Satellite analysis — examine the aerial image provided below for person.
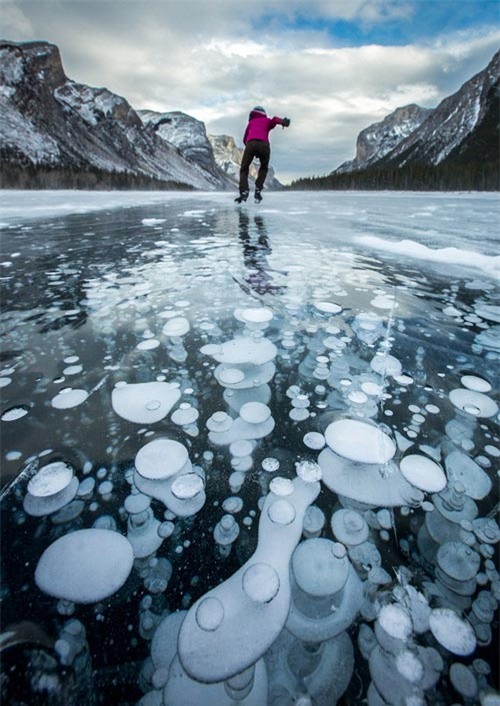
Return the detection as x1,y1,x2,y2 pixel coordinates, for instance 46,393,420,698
235,106,290,203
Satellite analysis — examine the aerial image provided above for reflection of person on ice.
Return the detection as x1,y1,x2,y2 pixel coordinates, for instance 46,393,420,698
235,106,290,204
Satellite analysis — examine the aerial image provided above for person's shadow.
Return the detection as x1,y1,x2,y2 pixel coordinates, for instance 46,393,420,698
236,211,286,297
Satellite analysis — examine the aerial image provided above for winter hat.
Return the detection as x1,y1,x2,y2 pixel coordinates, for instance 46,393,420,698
252,106,267,115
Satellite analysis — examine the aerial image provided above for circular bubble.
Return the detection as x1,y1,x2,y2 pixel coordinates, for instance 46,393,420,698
399,455,447,493
449,388,498,418
303,432,326,450
242,563,280,603
171,473,204,500
28,462,74,498
461,375,492,393
196,597,225,631
296,460,322,483
135,439,188,480
270,477,294,496
429,609,476,656
325,419,396,464
262,457,280,473
268,499,296,525
239,402,271,424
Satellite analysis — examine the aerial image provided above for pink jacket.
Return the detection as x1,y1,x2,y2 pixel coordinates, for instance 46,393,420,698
243,111,285,144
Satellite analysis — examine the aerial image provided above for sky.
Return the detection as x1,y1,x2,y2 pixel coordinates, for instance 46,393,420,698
2,0,500,183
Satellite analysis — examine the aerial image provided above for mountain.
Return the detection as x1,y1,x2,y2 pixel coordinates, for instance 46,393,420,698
334,104,432,173
208,133,283,189
0,40,230,190
293,49,499,191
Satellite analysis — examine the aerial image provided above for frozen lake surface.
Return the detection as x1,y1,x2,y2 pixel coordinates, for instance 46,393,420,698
0,190,499,705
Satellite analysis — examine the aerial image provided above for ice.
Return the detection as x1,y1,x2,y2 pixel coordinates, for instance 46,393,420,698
1,190,499,703
35,529,134,603
112,382,181,424
51,388,88,409
27,461,73,497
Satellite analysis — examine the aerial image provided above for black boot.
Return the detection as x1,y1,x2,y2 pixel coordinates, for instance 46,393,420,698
235,190,249,203
254,189,262,203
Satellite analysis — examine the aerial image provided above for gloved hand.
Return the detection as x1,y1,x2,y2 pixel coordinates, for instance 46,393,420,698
282,117,291,127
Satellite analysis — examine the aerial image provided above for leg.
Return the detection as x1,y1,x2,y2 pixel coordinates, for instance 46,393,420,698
239,143,256,196
255,143,270,192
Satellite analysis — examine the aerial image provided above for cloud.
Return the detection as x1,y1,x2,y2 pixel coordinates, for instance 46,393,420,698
3,1,499,181
1,2,35,39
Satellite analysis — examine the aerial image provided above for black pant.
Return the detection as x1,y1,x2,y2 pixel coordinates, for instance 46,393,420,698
239,140,270,193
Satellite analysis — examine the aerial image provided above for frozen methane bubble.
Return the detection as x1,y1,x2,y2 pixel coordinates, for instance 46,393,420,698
449,662,478,699
378,604,413,642
35,529,134,603
1,405,30,421
324,419,396,464
262,458,280,473
449,388,498,418
239,402,271,424
395,650,424,683
460,375,492,393
268,499,296,525
24,462,79,517
178,476,320,683
171,404,199,426
28,462,73,497
171,473,204,500
238,307,273,324
399,455,447,493
51,389,88,409
112,382,181,424
135,439,189,480
269,477,294,496
211,337,277,366
302,505,325,538
444,450,492,500
331,509,369,546
314,301,342,314
436,542,480,581
295,460,322,483
370,353,402,378
242,563,280,603
196,597,225,631
292,539,349,596
162,317,190,337
429,608,477,656
303,432,326,450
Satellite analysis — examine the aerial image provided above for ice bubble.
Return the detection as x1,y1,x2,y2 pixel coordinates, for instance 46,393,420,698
51,389,88,409
444,450,492,500
230,439,254,458
399,455,447,493
461,375,492,392
261,457,280,473
314,301,342,314
125,493,151,515
217,367,246,385
429,608,476,656
1,405,30,421
63,364,83,375
206,411,233,432
171,403,199,426
324,419,396,464
303,431,326,450
162,317,190,337
292,538,349,596
196,597,225,631
449,388,498,418
437,541,480,581
211,337,277,366
239,307,273,324
449,662,478,699
239,402,271,424
242,563,280,603
395,650,424,683
472,518,500,544
35,529,134,603
475,303,500,323
370,353,402,377
135,439,189,480
393,374,414,386
0,377,12,387
295,460,322,483
378,604,413,641
222,496,243,514
112,381,181,424
269,477,294,496
371,294,396,310
268,499,296,525
331,509,369,546
28,461,73,497
171,473,204,500
142,218,166,226
303,505,325,538
361,381,384,396
214,514,240,546
158,521,174,538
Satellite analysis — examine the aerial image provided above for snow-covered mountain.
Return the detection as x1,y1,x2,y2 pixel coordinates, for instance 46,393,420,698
208,133,282,189
334,49,499,175
334,104,432,173
0,40,229,189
